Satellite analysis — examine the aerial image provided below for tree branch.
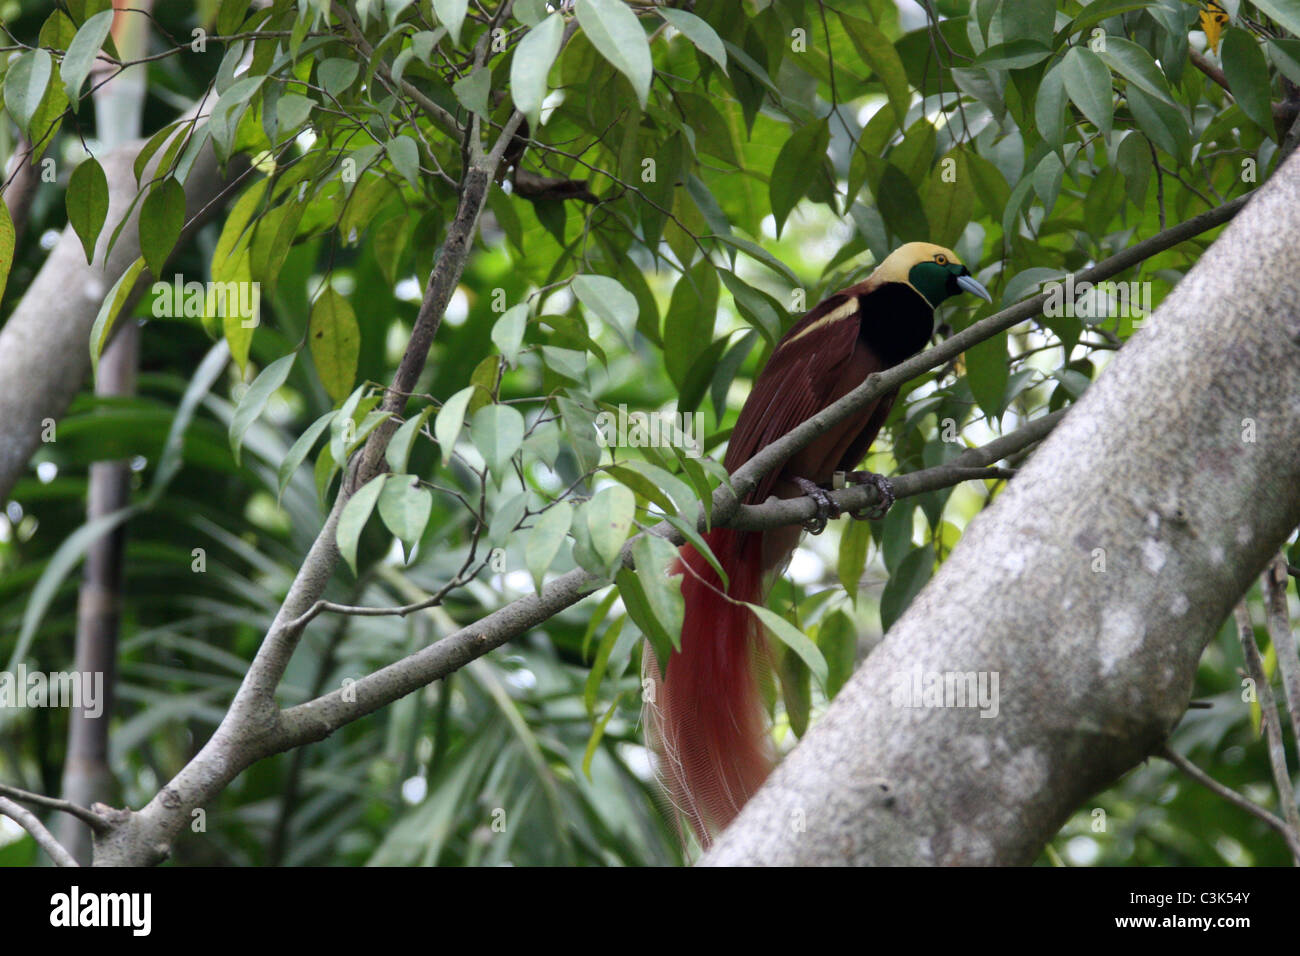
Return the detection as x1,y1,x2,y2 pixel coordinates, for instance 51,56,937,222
1233,602,1300,855
1158,745,1300,863
1261,553,1300,756
274,409,1061,742
0,797,81,867
0,781,110,833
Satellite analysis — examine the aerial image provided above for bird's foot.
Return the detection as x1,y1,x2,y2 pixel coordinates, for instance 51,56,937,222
836,470,895,520
792,476,837,534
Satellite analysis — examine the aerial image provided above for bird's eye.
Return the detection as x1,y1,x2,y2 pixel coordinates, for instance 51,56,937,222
934,254,947,265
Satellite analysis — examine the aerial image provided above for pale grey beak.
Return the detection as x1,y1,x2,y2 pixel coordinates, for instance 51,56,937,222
956,274,993,303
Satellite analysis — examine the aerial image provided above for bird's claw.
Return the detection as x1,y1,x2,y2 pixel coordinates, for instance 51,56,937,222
792,476,836,534
839,471,895,520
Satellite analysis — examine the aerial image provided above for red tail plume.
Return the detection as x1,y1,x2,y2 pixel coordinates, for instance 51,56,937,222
644,527,773,848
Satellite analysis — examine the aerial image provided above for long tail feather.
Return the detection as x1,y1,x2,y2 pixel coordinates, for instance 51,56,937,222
644,527,773,848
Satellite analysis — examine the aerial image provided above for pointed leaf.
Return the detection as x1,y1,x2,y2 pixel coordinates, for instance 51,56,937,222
67,156,109,263
657,8,727,73
576,0,652,108
337,475,388,574
309,288,360,401
470,403,526,478
434,385,475,464
745,603,828,688
525,501,572,593
138,177,187,278
1063,46,1112,137
510,13,564,125
229,353,295,465
586,484,635,566
378,475,433,555
61,9,113,100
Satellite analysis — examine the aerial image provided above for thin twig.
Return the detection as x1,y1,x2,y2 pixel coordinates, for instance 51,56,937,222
0,797,81,866
1158,745,1300,862
0,781,110,833
1233,602,1300,864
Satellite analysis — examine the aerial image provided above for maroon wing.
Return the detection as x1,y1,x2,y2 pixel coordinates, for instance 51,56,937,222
724,288,875,505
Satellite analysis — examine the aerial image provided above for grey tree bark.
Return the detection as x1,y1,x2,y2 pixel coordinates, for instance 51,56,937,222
702,151,1300,865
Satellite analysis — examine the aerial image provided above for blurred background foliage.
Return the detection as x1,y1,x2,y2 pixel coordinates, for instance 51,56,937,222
0,0,1297,865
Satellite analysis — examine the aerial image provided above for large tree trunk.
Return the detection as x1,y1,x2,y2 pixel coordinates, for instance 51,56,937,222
703,152,1300,866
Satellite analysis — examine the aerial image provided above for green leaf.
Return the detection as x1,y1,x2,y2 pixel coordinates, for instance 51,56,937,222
1062,46,1112,137
616,566,674,664
1035,60,1067,151
582,694,624,780
609,459,696,517
1222,28,1276,134
228,352,295,465
378,475,433,556
61,9,113,101
432,0,469,45
657,8,727,73
435,385,476,464
769,119,831,235
1099,36,1176,106
470,403,526,478
510,13,564,125
663,260,718,395
525,502,572,593
966,330,1009,421
0,199,13,306
576,0,652,108
1126,86,1190,163
1115,132,1152,207
309,288,360,401
745,603,828,688
880,545,934,631
318,57,360,97
839,13,910,129
777,643,811,737
632,534,684,651
1252,0,1300,40
387,135,421,190
276,93,315,131
661,514,728,591
972,39,1052,71
386,406,432,473
453,67,491,117
66,157,109,263
279,411,335,503
920,156,974,249
491,304,528,366
337,475,388,574
838,517,871,599
586,484,635,566
212,247,258,375
89,257,146,375
876,163,929,243
816,610,858,699
138,177,187,278
4,50,53,135
572,274,638,345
